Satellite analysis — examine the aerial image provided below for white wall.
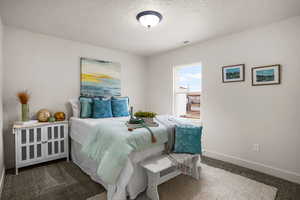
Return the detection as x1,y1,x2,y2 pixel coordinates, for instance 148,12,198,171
3,26,147,168
147,16,300,183
0,16,5,190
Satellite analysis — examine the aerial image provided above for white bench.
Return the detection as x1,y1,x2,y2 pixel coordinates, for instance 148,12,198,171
141,154,200,200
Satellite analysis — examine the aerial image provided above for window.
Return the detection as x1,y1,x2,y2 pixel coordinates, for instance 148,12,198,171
173,64,202,119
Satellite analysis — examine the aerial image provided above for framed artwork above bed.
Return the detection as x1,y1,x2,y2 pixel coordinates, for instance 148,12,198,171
80,57,121,97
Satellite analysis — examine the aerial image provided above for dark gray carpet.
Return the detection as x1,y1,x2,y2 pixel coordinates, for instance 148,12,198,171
2,157,300,200
2,159,104,200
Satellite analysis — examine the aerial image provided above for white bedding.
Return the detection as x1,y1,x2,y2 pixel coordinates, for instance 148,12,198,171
70,117,132,145
70,117,165,199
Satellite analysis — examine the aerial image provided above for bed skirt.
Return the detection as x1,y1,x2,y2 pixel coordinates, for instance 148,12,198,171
71,139,164,200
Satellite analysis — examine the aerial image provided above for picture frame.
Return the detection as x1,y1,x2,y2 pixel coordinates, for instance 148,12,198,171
80,57,121,97
252,64,281,86
222,64,245,83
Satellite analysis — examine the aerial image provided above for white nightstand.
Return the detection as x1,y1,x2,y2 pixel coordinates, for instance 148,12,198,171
13,121,69,175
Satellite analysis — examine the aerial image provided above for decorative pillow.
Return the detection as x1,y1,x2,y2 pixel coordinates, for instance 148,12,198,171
93,99,113,118
69,98,80,118
111,98,130,117
79,97,93,118
174,125,202,154
112,96,129,104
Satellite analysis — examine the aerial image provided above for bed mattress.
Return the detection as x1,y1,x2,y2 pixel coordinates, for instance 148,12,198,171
69,117,165,199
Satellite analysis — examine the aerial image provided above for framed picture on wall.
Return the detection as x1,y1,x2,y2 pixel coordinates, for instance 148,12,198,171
252,64,281,86
80,57,121,97
222,64,245,83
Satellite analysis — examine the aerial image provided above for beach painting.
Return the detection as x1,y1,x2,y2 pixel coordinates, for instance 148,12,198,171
252,65,280,86
256,69,274,82
226,67,240,79
222,64,245,83
80,58,121,97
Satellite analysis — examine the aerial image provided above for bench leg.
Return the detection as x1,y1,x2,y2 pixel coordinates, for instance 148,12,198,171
107,185,116,200
146,171,160,200
147,185,159,200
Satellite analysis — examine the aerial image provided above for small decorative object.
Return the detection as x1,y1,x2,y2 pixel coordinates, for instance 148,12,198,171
54,112,66,121
128,107,145,125
37,109,51,122
127,107,157,143
134,111,157,123
252,64,281,86
17,90,30,121
48,117,56,122
222,64,245,83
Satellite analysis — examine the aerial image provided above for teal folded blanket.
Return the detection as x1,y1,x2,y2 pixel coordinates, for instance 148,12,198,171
81,117,168,184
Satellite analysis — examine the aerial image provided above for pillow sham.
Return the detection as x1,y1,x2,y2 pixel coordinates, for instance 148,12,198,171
79,97,93,118
111,97,130,117
93,99,113,118
174,125,202,154
69,98,80,118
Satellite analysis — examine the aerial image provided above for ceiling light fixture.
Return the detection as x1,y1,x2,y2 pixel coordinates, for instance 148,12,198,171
136,10,163,28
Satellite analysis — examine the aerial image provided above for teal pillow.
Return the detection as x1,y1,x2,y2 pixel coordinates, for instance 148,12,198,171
111,98,129,117
79,97,93,118
174,125,202,154
112,96,129,103
93,99,113,118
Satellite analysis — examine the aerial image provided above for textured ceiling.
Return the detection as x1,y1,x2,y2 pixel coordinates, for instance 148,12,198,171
0,0,300,56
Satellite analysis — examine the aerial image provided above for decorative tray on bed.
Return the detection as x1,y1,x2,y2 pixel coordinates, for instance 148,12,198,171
126,121,159,129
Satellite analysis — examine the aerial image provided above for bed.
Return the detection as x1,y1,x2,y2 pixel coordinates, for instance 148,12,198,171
70,116,167,200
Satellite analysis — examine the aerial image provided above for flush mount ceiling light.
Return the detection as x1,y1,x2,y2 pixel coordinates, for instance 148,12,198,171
136,10,163,28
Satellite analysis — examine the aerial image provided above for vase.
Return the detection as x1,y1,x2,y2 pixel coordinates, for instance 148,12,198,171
21,104,30,121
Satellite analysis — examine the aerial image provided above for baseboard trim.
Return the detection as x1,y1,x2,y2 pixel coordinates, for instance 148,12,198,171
204,150,300,184
0,167,5,198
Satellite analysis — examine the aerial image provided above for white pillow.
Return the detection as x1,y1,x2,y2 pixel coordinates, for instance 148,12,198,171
69,98,80,118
